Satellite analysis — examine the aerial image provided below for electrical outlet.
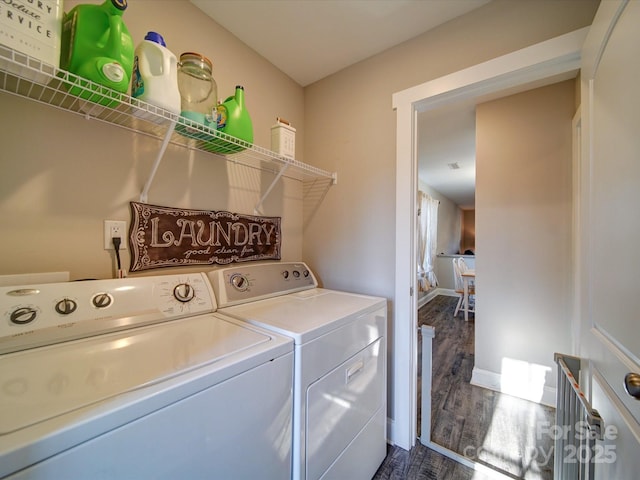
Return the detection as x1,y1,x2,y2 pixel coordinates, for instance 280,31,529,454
104,220,127,250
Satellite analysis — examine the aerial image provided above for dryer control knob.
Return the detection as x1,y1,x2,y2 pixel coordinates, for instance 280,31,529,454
173,283,195,303
230,274,249,292
92,293,113,309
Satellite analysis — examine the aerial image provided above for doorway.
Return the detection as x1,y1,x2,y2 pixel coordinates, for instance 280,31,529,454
391,27,589,453
417,75,576,480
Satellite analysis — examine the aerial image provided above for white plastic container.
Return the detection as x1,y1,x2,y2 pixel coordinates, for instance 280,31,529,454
131,32,181,114
271,119,296,159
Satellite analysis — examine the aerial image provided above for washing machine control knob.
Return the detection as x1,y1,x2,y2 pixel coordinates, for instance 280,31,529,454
230,274,249,292
282,270,289,279
55,298,78,315
10,306,38,325
173,283,195,303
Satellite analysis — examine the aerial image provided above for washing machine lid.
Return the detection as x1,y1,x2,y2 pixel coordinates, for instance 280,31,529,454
0,314,272,434
220,288,386,344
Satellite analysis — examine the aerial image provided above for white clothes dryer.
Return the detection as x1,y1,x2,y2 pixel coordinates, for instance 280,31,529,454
209,262,387,480
0,273,293,479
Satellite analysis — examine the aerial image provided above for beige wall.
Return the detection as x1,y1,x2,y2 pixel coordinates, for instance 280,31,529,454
302,0,598,299
0,0,306,280
301,0,597,420
475,80,575,390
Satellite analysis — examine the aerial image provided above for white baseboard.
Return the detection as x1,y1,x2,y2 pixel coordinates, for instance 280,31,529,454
471,367,556,407
418,288,457,309
435,287,458,298
417,289,438,308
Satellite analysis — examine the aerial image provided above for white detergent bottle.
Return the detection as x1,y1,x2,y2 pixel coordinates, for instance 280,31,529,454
131,31,181,114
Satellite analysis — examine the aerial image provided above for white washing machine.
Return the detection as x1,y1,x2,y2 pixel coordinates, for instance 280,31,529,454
0,273,293,479
209,262,387,480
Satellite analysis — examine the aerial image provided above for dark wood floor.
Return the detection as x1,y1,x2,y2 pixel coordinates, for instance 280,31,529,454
373,295,555,480
373,443,497,480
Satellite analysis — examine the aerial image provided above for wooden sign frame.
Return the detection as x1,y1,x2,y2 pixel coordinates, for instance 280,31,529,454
129,202,281,272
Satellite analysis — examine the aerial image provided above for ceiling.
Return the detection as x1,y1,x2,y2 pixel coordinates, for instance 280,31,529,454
416,67,579,208
190,0,490,87
418,103,477,209
191,0,494,207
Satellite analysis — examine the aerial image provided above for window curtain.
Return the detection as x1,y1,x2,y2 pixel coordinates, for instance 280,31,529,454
417,190,439,291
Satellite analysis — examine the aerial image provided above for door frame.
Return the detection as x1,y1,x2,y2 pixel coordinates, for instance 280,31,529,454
391,28,589,450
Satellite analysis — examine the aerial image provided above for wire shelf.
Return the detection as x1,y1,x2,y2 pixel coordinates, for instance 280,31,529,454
0,45,337,186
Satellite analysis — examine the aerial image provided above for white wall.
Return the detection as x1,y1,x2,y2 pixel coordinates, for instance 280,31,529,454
418,181,462,292
418,182,461,257
436,255,475,291
474,80,575,399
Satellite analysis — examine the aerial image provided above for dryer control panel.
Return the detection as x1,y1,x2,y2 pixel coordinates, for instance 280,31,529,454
209,262,318,307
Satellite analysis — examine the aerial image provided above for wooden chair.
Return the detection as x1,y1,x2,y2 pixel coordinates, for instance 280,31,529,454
453,257,475,318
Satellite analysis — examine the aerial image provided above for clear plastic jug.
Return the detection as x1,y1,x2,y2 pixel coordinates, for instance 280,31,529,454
177,52,218,129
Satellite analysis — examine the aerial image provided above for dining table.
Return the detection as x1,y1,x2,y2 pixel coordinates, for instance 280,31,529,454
461,269,475,321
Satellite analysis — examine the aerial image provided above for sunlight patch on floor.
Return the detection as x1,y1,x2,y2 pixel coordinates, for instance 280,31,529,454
500,357,551,403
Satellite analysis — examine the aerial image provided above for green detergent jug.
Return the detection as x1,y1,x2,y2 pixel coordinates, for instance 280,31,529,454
204,85,253,154
60,0,134,106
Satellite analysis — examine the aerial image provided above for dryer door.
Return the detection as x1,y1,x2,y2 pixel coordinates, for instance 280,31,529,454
305,337,384,480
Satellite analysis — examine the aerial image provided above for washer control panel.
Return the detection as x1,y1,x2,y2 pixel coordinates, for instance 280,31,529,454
208,262,318,307
0,273,215,354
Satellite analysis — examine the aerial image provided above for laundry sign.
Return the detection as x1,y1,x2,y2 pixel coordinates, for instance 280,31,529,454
129,202,281,272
